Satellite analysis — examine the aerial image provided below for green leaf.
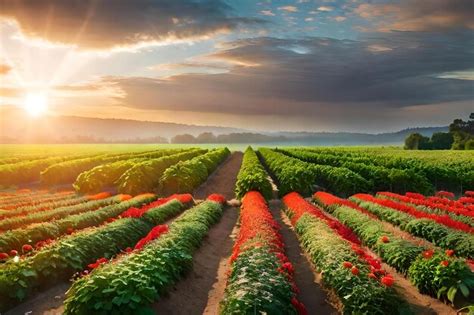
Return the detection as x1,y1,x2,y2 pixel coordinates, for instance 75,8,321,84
447,286,457,302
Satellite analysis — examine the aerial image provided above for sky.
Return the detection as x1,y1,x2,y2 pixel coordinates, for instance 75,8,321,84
0,0,473,133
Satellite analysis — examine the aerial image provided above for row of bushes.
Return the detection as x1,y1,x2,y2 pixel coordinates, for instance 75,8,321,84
116,149,207,195
220,191,303,314
314,191,474,306
282,192,409,314
259,148,370,196
0,191,76,210
351,196,474,259
73,148,189,194
0,194,118,231
280,149,434,195
63,197,225,314
0,194,156,253
234,147,273,200
0,196,192,311
159,148,231,195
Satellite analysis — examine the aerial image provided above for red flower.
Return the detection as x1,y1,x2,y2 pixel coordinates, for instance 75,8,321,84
422,249,434,259
368,272,377,279
351,266,360,275
380,236,390,243
440,260,450,267
342,261,353,268
22,244,33,253
445,249,455,257
381,276,394,287
0,252,9,260
9,250,18,257
66,227,74,235
124,247,133,253
207,194,226,205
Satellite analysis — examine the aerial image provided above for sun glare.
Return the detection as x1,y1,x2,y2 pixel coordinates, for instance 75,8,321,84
23,92,48,117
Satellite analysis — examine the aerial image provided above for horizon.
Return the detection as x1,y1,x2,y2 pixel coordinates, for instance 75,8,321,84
1,0,473,134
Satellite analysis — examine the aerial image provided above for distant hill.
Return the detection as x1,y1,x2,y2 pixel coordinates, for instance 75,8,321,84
0,108,448,145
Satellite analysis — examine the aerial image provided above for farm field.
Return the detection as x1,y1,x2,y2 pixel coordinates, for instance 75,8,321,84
0,145,473,314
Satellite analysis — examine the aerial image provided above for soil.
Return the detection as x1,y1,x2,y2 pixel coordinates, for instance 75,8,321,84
269,200,339,315
150,206,239,314
193,152,243,201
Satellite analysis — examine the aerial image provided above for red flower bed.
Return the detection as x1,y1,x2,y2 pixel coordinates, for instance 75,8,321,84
378,192,474,218
285,192,360,244
465,191,474,198
121,194,193,218
354,194,474,234
284,192,391,285
86,192,112,201
314,191,378,219
228,191,306,314
435,191,455,199
207,194,226,205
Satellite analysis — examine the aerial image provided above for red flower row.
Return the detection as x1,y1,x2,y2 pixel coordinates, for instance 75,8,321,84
354,194,474,234
231,191,306,314
207,194,226,205
283,192,390,280
134,224,169,250
284,192,361,245
121,194,193,218
379,192,474,219
314,191,379,220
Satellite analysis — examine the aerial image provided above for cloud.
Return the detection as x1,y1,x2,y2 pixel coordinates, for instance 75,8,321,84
278,6,298,13
354,0,474,31
0,0,264,50
260,10,275,16
332,16,347,22
96,32,472,122
0,64,11,75
317,6,333,12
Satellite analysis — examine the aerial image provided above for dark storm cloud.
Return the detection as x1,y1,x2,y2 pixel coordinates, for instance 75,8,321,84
104,31,474,116
0,0,263,49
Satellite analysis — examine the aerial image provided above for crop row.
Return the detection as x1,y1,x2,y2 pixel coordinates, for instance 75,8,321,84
0,190,76,210
115,148,208,195
159,148,231,195
259,148,369,196
63,195,226,314
279,148,434,194
0,193,116,230
0,194,193,310
220,191,304,314
75,148,205,194
314,192,474,306
0,194,156,253
350,194,474,259
234,147,273,200
282,192,408,314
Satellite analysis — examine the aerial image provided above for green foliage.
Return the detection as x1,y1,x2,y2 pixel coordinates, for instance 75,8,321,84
74,149,191,193
259,148,370,197
116,149,207,195
159,148,230,195
430,132,454,150
235,147,273,200
293,213,409,315
405,133,431,150
220,247,297,314
63,200,224,315
0,195,156,253
0,199,187,311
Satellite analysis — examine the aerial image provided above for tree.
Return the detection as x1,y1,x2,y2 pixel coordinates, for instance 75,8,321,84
449,113,474,149
196,132,216,143
405,133,429,150
170,134,196,144
430,132,454,150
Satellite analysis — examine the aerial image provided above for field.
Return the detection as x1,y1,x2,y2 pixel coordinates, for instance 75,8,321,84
0,145,473,314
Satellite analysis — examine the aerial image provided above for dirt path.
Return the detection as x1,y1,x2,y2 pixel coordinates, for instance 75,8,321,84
269,200,339,315
194,152,243,200
150,206,239,315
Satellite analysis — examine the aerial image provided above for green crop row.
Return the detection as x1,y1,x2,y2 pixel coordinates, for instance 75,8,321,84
234,147,273,200
63,199,224,314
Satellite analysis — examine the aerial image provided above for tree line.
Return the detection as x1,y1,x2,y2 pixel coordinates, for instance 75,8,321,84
405,113,474,150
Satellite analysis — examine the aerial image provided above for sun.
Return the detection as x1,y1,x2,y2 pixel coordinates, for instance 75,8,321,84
23,92,48,117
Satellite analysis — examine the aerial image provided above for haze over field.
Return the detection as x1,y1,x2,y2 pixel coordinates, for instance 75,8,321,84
0,0,473,138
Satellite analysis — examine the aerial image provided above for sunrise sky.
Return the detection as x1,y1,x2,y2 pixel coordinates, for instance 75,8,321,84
0,0,473,132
